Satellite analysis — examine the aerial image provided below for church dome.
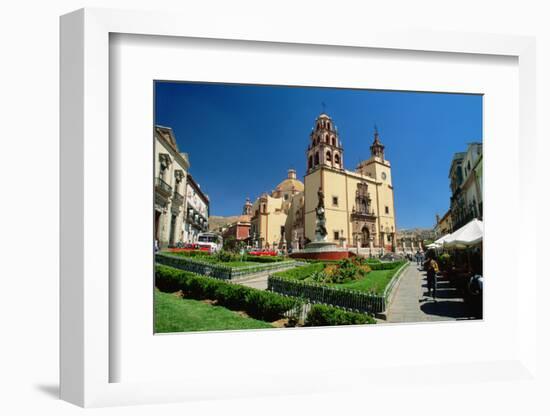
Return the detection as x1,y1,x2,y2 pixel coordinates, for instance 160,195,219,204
274,169,304,194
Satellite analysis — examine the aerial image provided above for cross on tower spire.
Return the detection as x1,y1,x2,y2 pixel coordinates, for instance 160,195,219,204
370,125,385,159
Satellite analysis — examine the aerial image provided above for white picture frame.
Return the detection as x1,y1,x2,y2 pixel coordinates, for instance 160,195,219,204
60,8,538,408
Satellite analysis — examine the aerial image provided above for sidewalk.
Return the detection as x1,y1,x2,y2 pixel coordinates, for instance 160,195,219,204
386,262,477,323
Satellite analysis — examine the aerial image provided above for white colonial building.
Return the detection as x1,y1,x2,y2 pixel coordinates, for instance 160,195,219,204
155,125,210,247
183,174,210,243
154,126,189,248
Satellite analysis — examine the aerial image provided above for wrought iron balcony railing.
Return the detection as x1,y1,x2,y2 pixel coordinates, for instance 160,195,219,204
172,191,184,206
155,177,172,196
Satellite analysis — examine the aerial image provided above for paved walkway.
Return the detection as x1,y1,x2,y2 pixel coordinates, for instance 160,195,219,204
386,262,478,323
234,263,304,290
236,273,271,290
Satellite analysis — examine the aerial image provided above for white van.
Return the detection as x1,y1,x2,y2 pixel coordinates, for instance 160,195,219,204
196,232,223,252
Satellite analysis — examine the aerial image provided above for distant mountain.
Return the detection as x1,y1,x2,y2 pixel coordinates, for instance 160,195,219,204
208,215,240,232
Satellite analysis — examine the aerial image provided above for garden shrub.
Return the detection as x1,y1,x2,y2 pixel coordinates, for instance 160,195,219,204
244,255,284,263
307,258,371,284
155,264,301,322
214,250,243,263
368,260,405,271
273,259,378,284
304,304,376,326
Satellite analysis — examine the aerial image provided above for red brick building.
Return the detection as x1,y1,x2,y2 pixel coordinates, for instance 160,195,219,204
221,198,253,244
222,216,251,242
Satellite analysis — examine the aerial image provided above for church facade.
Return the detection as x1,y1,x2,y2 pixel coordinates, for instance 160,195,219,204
249,113,397,253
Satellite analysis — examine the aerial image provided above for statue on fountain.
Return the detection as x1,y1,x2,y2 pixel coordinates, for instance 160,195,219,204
315,187,328,241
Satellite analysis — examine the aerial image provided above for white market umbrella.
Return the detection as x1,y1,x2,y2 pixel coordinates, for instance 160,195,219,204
445,219,484,249
435,234,451,244
434,233,452,246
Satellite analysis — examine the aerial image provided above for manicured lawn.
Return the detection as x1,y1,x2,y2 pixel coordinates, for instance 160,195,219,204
154,289,273,333
273,261,405,295
333,269,397,294
272,262,324,280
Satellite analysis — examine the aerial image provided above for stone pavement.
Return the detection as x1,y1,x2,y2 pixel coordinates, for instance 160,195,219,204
236,273,271,290
386,262,478,323
234,263,304,290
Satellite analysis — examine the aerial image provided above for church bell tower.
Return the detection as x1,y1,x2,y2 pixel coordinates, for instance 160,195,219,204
306,113,344,174
370,126,385,160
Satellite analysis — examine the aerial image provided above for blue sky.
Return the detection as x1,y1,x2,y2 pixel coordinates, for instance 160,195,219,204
155,82,482,229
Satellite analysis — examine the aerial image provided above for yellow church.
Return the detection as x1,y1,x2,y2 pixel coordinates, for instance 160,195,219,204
249,113,397,254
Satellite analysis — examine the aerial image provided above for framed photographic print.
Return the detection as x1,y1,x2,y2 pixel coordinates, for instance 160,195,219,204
60,8,538,408
152,81,483,333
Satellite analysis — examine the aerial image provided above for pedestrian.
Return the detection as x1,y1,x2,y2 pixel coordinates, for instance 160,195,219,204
154,239,159,253
426,255,439,301
415,250,421,266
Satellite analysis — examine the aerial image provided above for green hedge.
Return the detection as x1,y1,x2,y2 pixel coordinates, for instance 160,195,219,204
155,264,302,322
304,304,376,326
156,253,296,280
369,260,405,270
245,255,286,263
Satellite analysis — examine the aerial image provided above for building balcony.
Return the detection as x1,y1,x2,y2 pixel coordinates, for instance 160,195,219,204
351,210,377,222
155,177,172,198
172,191,184,207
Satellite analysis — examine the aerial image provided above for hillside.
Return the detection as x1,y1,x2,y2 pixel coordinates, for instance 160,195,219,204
208,215,240,231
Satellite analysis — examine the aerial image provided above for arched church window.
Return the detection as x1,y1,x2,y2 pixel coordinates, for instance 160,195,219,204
325,134,329,142
326,151,332,162
327,121,331,130
331,137,336,146
308,156,313,169
334,153,340,164
314,152,319,165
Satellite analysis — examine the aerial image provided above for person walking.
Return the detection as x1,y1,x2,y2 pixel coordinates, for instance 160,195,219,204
426,255,440,301
415,250,421,266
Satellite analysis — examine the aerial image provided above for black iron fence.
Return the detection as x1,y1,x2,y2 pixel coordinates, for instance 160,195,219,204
155,253,297,280
267,276,386,314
